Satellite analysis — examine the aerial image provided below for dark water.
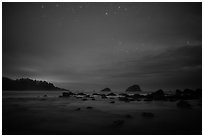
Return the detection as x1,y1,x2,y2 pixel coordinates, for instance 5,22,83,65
2,90,202,135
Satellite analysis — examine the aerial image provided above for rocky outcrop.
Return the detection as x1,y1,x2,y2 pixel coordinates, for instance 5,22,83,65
107,93,116,96
126,84,141,92
61,91,74,97
101,88,111,92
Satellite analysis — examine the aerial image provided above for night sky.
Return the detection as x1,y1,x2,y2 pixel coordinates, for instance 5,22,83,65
3,2,202,91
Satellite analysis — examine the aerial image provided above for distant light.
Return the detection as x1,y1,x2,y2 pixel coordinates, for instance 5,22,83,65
41,5,44,9
118,41,122,45
105,12,108,16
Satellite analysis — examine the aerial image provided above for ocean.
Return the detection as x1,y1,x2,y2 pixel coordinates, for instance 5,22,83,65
2,90,202,135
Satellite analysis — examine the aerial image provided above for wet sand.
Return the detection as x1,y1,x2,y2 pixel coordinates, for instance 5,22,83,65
2,96,202,135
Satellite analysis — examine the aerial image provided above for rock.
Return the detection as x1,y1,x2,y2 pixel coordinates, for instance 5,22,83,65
92,93,100,96
150,89,165,100
142,112,154,118
173,89,201,100
107,93,116,96
133,93,143,98
177,100,191,108
62,92,74,97
75,108,81,111
144,98,153,101
86,106,93,109
101,94,107,99
168,97,178,102
77,92,86,96
125,114,133,119
128,98,135,101
182,89,197,99
82,98,88,101
112,120,124,127
118,97,130,102
109,101,115,104
101,88,111,92
85,95,90,98
76,96,82,99
43,94,47,97
119,93,128,96
126,84,141,92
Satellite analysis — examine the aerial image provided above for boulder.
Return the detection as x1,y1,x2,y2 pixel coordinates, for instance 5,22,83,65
92,93,100,95
82,98,88,101
101,94,108,99
142,112,154,118
112,120,124,127
75,108,81,111
77,92,86,96
119,93,128,96
125,114,133,119
144,98,153,101
118,97,130,102
107,93,116,96
109,101,115,104
150,89,165,100
62,92,74,97
101,88,111,92
86,106,93,109
126,84,141,92
43,94,47,97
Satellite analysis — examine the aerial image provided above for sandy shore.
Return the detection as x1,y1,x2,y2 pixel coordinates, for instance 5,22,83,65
2,96,202,135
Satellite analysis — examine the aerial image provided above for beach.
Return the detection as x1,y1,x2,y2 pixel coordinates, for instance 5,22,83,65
2,91,202,135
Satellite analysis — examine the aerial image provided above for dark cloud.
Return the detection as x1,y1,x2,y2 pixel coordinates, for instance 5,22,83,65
102,45,202,90
138,45,202,74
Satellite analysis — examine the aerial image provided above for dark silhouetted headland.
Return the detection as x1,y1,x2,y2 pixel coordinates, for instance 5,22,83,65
2,77,67,91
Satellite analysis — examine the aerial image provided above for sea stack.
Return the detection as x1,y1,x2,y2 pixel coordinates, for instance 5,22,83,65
101,88,111,92
126,84,141,92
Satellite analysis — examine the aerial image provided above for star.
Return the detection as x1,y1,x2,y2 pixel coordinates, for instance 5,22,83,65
71,8,75,14
118,41,123,45
186,41,190,45
56,4,59,8
41,4,45,9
